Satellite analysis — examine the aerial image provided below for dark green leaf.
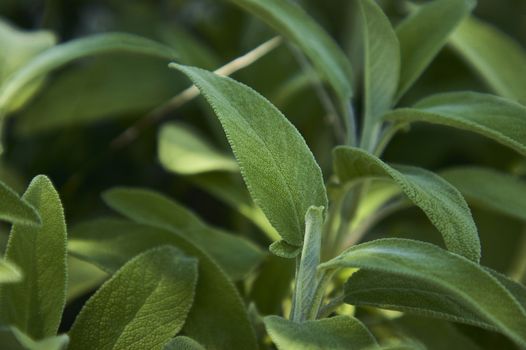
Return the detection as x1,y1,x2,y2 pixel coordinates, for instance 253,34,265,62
333,146,480,262
0,179,40,226
320,238,526,347
69,246,198,350
164,336,205,350
0,175,67,339
264,315,378,350
170,64,327,246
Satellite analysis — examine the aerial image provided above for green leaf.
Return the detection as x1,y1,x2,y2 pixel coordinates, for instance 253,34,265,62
103,187,263,280
395,0,475,100
69,219,258,349
385,92,526,156
169,64,328,247
0,175,67,339
0,179,40,226
264,315,378,350
333,146,480,262
269,240,301,259
164,336,205,350
440,166,526,222
357,0,400,150
0,33,177,115
0,327,69,350
158,122,238,175
320,238,526,347
66,256,107,303
69,246,197,350
229,0,353,103
293,206,324,321
450,16,526,104
0,259,21,284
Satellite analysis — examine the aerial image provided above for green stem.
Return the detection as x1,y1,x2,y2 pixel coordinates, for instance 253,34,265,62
306,269,337,320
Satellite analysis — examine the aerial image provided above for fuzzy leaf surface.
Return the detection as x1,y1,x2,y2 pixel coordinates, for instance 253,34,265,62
0,180,40,226
164,336,205,350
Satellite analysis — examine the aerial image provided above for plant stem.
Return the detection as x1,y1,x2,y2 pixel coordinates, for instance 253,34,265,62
307,269,336,320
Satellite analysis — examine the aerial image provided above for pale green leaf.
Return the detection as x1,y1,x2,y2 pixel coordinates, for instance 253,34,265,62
169,64,327,246
264,315,378,350
69,246,197,350
69,219,258,349
450,16,526,104
357,0,400,150
333,146,480,262
0,175,67,339
158,122,238,175
0,33,177,115
0,179,40,226
0,259,21,284
269,240,301,259
0,327,69,350
229,0,353,103
103,187,263,280
440,166,526,221
385,92,526,156
320,238,526,347
164,336,205,350
293,206,324,321
395,0,475,100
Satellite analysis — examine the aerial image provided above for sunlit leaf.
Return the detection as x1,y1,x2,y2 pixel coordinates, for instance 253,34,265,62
0,260,21,284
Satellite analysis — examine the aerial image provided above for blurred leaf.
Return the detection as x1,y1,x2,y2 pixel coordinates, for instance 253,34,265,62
386,92,526,156
158,122,238,175
395,0,475,100
357,0,400,150
440,166,526,221
230,0,353,104
103,187,264,280
163,336,205,350
0,176,67,339
0,179,40,226
0,33,177,115
69,246,198,350
170,64,328,246
66,256,107,303
0,327,68,350
320,238,526,347
333,146,480,262
0,260,21,284
264,315,378,350
450,16,526,104
69,219,258,349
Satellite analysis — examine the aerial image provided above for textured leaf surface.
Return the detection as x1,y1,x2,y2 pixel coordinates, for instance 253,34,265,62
0,179,40,226
230,0,353,103
103,187,263,280
441,166,526,221
269,240,301,259
69,219,258,350
0,260,21,284
170,64,327,246
385,92,526,156
395,0,475,99
320,239,526,347
333,146,480,262
264,315,378,350
0,176,67,339
69,246,197,350
450,16,526,104
0,33,177,114
164,336,205,350
159,122,238,175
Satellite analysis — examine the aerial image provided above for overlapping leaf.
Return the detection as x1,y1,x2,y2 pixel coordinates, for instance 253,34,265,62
0,260,21,284
0,180,40,226
164,336,205,350
0,327,68,350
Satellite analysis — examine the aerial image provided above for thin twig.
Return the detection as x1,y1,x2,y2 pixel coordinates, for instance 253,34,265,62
110,36,282,150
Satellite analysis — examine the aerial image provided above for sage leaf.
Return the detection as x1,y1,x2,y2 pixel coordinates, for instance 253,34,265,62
0,33,177,115
357,0,400,150
385,92,526,156
159,122,238,175
333,146,480,262
264,315,378,350
395,0,475,100
293,206,324,321
320,238,526,347
229,0,353,103
66,256,107,303
440,166,526,221
0,179,40,226
450,16,526,104
0,175,67,339
103,187,264,280
69,219,258,350
269,240,301,259
68,246,198,350
164,336,205,350
0,260,21,284
0,327,69,350
170,64,328,247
